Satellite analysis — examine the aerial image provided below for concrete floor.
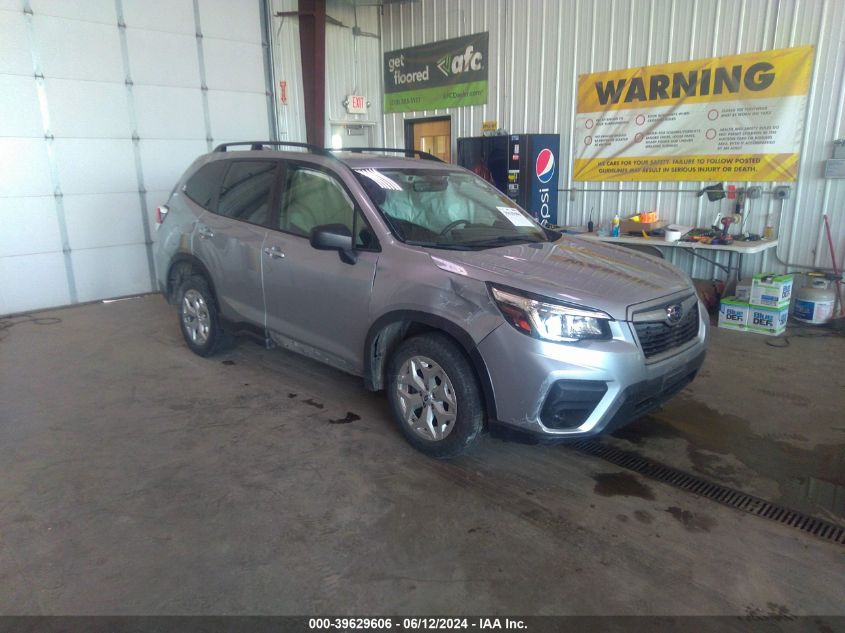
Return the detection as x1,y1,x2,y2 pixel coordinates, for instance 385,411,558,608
0,295,843,615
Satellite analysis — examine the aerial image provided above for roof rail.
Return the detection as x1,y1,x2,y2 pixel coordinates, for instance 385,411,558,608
338,147,444,163
212,141,335,157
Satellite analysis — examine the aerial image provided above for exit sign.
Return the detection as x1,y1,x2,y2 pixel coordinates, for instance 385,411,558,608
346,95,367,114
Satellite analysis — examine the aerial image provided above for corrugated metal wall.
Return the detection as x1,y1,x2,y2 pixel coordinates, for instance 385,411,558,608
0,0,273,315
269,0,382,145
380,0,845,280
270,0,308,142
325,0,383,141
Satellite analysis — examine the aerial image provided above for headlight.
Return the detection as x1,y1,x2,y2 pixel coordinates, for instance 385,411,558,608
490,285,612,343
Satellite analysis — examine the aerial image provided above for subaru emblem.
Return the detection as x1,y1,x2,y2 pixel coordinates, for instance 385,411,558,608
666,304,683,324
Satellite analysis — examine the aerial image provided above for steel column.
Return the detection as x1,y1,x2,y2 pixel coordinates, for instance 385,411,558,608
298,0,326,146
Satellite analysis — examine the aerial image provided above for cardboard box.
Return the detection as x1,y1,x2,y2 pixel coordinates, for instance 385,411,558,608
747,304,789,336
620,219,667,234
718,297,750,331
750,273,793,308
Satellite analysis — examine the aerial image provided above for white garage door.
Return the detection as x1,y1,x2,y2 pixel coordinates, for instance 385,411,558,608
0,0,273,315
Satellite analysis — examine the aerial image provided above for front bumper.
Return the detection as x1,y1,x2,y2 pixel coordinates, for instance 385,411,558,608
477,299,709,438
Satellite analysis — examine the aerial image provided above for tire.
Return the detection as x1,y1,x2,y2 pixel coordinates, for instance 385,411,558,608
176,274,229,357
387,333,485,458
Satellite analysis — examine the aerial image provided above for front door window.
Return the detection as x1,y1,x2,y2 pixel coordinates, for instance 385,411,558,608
278,165,376,249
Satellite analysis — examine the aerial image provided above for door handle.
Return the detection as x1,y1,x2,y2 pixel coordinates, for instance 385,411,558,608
263,245,285,259
197,225,214,239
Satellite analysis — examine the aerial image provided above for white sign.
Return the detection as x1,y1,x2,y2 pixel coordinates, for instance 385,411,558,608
497,206,536,227
346,95,367,115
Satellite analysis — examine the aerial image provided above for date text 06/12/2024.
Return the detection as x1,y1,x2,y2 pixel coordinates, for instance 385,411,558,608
308,618,527,630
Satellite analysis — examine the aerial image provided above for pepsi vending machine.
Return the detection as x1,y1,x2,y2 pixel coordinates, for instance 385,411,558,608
456,134,561,225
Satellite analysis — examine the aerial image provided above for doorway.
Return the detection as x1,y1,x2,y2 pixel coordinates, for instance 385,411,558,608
404,116,452,162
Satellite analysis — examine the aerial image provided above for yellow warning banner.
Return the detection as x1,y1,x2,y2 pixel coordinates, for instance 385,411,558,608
573,153,800,182
573,46,814,181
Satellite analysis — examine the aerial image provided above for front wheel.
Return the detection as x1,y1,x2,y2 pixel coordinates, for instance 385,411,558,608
387,333,485,458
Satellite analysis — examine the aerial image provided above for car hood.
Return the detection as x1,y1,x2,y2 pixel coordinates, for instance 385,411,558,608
430,236,692,320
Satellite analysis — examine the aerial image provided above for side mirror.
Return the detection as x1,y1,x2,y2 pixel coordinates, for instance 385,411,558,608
310,224,356,264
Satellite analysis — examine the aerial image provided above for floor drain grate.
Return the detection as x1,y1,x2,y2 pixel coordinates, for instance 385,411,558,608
569,439,845,546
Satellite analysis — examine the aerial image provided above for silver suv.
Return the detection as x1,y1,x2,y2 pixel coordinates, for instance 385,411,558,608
154,142,708,458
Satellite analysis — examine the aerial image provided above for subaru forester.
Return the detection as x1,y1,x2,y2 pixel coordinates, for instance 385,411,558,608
153,142,708,458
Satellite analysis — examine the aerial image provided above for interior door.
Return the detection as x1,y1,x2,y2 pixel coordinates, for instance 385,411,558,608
191,159,279,327
262,162,379,374
407,117,452,162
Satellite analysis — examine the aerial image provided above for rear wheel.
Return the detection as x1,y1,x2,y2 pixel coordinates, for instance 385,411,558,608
176,275,229,357
387,333,484,458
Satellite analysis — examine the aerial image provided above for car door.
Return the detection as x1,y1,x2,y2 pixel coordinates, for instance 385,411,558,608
192,159,280,327
262,161,379,374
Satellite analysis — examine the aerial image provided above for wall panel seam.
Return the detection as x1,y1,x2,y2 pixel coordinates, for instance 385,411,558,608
21,0,78,304
192,0,214,152
114,0,158,291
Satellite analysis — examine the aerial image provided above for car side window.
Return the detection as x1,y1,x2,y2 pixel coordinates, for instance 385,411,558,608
183,160,228,210
279,165,377,249
216,160,277,227
279,166,354,236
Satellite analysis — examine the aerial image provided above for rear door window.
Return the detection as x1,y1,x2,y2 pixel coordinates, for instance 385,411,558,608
216,160,279,228
183,161,227,210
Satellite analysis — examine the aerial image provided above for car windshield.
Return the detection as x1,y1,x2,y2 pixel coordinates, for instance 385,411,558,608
354,167,553,249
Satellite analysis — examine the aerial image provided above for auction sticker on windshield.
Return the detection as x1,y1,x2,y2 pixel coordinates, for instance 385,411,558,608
497,207,536,227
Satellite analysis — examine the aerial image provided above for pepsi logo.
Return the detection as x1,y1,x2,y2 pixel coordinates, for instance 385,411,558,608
535,148,555,184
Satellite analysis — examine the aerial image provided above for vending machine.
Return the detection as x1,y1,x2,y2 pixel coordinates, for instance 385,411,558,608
456,134,561,226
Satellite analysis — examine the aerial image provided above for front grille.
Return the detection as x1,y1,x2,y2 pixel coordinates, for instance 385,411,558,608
633,304,699,358
628,368,695,418
601,350,705,434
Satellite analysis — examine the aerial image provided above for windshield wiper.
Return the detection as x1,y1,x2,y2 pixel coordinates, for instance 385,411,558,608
377,212,406,240
462,235,545,248
405,240,475,251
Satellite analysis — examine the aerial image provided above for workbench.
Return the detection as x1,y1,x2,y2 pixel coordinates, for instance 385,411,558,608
574,232,778,280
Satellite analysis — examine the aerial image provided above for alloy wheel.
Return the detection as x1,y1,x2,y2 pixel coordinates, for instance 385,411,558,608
181,289,211,345
395,355,458,441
